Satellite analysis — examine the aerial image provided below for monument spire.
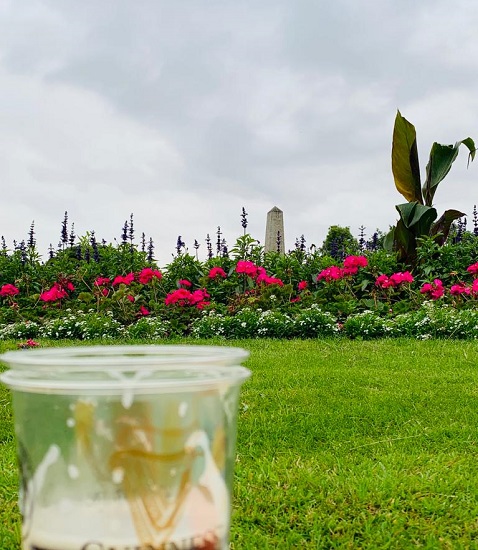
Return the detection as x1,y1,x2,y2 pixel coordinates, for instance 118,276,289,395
265,206,285,254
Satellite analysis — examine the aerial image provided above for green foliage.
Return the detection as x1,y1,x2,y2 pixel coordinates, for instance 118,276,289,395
126,317,171,339
38,311,125,340
291,305,339,338
230,234,264,263
342,311,390,339
192,305,338,339
2,225,478,341
161,253,205,289
388,111,475,264
415,233,478,286
321,226,359,259
0,321,40,340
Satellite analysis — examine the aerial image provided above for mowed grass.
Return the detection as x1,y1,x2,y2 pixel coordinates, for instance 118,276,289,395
2,339,478,548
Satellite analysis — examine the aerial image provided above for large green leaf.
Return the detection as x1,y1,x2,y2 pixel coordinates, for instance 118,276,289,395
383,227,395,253
394,219,415,260
430,209,465,245
392,111,423,204
423,138,476,206
395,202,437,233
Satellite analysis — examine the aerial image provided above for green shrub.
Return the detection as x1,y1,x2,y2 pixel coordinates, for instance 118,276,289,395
292,305,338,338
343,311,390,339
39,310,124,340
126,316,171,339
256,310,293,338
0,320,40,339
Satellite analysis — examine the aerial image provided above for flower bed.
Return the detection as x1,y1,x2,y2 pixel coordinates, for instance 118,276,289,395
2,230,478,340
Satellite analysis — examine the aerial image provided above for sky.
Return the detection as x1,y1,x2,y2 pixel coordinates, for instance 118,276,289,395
1,0,478,267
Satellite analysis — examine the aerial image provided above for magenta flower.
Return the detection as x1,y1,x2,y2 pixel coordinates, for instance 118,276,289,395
450,284,471,296
40,283,68,302
375,274,392,288
263,276,284,286
165,288,210,309
390,271,414,285
467,262,478,275
17,339,40,349
376,271,414,288
298,281,308,292
190,289,210,309
178,279,192,287
420,279,444,300
208,267,227,279
138,267,162,284
165,288,191,306
317,266,343,282
112,273,135,286
235,260,259,278
343,255,368,268
0,283,19,297
94,277,111,286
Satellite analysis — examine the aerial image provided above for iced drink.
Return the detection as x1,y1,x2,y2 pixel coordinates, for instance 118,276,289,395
0,345,250,550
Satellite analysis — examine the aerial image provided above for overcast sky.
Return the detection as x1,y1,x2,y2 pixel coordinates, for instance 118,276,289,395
1,0,478,266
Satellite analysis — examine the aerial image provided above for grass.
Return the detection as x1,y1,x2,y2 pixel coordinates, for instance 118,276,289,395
2,338,478,548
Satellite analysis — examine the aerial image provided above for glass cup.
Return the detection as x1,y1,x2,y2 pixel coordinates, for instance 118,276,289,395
0,345,250,550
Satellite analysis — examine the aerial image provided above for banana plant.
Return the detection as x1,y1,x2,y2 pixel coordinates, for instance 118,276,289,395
384,111,475,263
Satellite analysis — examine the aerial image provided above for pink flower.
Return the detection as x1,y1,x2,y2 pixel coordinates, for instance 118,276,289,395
126,295,135,303
0,283,19,297
165,288,210,309
138,305,150,316
392,271,414,285
65,282,75,292
389,271,414,286
235,260,258,278
208,267,227,279
178,279,192,287
255,267,268,284
263,276,284,286
138,267,162,284
420,279,444,300
165,288,192,306
94,277,111,287
317,266,343,282
472,279,478,294
40,283,68,302
450,284,471,296
190,289,210,308
343,255,368,269
375,274,392,288
298,281,308,292
290,296,301,303
17,339,40,349
101,288,109,297
376,271,414,289
342,266,358,276
467,262,478,275
431,286,445,299
112,273,135,286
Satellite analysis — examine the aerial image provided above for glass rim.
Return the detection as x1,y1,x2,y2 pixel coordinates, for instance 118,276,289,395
0,345,251,392
0,344,249,368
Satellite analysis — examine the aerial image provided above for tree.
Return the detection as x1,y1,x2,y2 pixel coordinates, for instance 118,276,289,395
321,226,358,260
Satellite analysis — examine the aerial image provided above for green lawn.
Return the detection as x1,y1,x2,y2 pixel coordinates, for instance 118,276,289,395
3,339,478,548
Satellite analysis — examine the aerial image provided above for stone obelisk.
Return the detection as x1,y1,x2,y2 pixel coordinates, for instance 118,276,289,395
265,206,285,254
